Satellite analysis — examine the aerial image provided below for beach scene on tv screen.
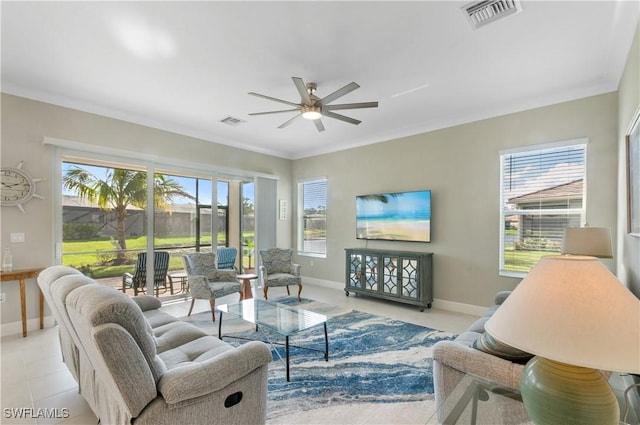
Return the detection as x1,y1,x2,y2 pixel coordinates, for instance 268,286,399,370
356,191,431,242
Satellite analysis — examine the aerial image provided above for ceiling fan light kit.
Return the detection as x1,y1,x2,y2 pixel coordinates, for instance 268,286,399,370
249,77,378,132
301,105,322,120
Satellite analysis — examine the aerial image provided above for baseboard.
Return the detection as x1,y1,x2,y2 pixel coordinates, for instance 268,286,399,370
303,276,344,291
1,316,56,337
302,276,486,317
430,299,487,317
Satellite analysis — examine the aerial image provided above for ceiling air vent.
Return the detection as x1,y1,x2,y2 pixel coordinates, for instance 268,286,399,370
220,116,245,126
463,0,522,29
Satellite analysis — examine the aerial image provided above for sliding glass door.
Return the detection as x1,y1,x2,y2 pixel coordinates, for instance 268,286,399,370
61,157,234,298
54,150,276,298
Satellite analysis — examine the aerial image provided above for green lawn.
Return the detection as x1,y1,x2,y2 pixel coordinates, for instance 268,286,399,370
63,233,254,279
503,248,555,272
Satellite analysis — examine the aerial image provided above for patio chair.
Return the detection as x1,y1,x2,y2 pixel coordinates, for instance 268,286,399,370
122,251,171,296
217,246,238,270
183,252,242,321
259,248,302,300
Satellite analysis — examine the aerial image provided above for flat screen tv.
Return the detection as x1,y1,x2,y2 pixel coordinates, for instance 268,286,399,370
356,190,431,242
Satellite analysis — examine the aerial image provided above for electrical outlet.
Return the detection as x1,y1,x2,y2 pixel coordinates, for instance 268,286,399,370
0,293,6,303
309,260,314,267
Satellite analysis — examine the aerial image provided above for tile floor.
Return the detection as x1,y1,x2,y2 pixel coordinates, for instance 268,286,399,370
1,283,637,424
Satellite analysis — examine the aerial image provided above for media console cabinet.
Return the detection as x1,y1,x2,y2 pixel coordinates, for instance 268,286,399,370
344,248,433,311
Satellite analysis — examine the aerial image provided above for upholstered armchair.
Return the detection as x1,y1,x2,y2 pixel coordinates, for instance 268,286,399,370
182,252,242,321
259,248,302,300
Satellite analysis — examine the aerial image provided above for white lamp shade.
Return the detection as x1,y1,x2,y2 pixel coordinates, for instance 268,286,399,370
561,227,613,258
485,255,640,373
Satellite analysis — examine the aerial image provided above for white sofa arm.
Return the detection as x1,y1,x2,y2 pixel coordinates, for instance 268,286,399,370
433,340,524,392
158,341,271,404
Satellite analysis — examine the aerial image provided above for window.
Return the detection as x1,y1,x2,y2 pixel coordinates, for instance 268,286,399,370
298,178,327,256
500,141,586,275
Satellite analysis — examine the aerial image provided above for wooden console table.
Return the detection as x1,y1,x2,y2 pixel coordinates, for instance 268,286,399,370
0,268,45,337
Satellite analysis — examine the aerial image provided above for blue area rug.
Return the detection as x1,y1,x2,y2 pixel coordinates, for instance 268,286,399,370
181,297,456,419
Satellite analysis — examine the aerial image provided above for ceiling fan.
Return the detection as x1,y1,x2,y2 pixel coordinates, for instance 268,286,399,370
248,77,378,132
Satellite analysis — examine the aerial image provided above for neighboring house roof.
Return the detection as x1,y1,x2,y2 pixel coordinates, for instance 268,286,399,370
62,195,198,213
508,179,583,205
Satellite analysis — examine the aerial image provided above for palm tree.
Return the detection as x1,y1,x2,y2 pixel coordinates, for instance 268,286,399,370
63,166,192,264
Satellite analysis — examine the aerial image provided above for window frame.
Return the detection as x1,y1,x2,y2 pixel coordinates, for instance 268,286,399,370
297,177,327,258
499,139,587,277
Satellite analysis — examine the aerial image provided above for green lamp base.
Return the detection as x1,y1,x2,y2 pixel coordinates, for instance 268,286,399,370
521,357,620,425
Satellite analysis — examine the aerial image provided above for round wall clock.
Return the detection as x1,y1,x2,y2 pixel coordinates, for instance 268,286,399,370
1,161,45,213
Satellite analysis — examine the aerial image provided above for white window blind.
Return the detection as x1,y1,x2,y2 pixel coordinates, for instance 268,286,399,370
500,141,586,275
298,178,327,256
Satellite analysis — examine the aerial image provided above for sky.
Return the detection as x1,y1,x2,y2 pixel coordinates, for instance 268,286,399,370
502,145,585,204
62,162,254,206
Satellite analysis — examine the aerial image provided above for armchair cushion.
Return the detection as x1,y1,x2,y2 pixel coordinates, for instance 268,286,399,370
264,273,301,287
188,275,240,299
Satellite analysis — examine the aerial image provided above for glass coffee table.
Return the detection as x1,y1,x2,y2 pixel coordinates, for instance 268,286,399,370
426,374,532,424
217,299,328,382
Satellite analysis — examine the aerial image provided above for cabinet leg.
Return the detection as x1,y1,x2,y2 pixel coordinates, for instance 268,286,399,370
344,290,350,297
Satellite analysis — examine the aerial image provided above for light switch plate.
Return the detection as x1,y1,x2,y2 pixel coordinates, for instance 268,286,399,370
279,199,288,220
10,233,25,243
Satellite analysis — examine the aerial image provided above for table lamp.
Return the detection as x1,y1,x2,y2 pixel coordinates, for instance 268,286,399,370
485,255,640,425
562,226,613,258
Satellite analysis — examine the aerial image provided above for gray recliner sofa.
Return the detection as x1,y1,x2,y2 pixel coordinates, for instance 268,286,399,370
432,290,526,422
38,265,272,425
432,291,523,400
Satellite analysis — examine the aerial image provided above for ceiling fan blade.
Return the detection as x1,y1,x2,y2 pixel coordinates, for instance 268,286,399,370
249,109,299,116
314,119,325,132
249,92,300,108
325,101,378,111
278,113,302,129
292,77,312,104
321,82,360,105
322,110,361,125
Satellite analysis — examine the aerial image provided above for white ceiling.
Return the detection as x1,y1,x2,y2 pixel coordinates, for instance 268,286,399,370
2,1,638,159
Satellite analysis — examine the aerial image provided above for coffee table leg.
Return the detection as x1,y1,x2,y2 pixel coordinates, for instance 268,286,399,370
218,311,223,340
324,323,328,361
286,336,290,382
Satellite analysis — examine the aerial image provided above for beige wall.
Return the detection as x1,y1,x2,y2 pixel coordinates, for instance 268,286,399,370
618,21,640,297
0,94,292,330
293,92,620,308
2,20,636,329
